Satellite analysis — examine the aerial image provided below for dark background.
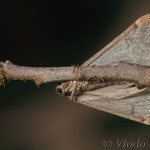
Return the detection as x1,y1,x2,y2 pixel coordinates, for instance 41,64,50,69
0,1,150,150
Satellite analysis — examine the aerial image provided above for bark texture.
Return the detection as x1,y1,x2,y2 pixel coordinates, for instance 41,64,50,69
0,60,150,87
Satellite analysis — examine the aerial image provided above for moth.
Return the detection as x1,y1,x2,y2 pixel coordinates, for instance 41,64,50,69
56,14,150,125
1,14,150,125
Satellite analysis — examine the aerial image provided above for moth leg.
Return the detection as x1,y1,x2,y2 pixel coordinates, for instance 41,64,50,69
70,81,78,100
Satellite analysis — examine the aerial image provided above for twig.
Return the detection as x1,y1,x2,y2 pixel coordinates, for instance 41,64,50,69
0,60,150,87
0,60,76,86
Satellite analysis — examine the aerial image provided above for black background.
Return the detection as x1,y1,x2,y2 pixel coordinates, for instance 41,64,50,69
0,1,150,150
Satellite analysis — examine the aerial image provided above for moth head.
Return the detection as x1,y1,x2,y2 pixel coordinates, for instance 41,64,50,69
56,81,76,97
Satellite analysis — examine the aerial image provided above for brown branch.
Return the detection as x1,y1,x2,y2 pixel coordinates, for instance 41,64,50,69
0,60,76,86
78,61,150,86
0,60,150,87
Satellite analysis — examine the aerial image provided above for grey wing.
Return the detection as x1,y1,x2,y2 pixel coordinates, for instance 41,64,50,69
77,14,150,125
77,83,150,125
82,14,150,67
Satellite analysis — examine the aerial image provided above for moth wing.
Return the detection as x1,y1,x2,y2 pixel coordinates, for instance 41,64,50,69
82,14,150,67
77,14,150,125
77,83,150,125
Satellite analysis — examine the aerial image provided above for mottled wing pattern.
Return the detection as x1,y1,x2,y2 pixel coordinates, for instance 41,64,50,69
77,14,150,125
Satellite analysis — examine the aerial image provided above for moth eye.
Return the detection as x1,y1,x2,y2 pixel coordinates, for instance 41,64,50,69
56,88,62,94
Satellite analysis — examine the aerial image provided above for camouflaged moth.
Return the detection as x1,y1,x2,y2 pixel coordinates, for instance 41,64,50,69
56,14,150,125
